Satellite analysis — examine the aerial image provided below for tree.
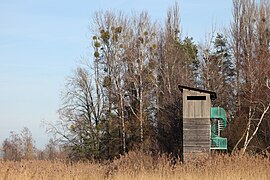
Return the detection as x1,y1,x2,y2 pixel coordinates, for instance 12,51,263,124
156,3,198,156
92,11,160,153
2,132,23,160
55,3,203,160
230,0,270,154
198,33,236,119
21,127,36,160
1,127,36,160
92,11,129,154
55,67,105,160
55,1,270,160
125,12,159,150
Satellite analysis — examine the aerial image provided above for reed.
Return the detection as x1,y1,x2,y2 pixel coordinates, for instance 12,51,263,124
0,151,269,180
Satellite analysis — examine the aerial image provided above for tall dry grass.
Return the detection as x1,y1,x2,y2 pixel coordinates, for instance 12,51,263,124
0,151,269,180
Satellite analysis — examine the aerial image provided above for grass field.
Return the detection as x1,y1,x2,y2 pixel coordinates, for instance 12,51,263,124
0,151,269,180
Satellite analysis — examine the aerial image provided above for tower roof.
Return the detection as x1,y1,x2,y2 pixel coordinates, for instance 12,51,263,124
178,85,217,100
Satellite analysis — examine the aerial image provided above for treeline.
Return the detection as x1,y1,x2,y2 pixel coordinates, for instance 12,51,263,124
4,0,269,161
54,0,270,160
1,127,67,161
56,4,199,160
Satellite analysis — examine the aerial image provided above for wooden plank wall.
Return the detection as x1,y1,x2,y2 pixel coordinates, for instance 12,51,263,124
182,89,211,159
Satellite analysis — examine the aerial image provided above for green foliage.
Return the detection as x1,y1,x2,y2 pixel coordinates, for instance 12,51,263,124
103,76,111,87
214,33,226,49
94,41,101,48
115,26,122,33
94,51,99,58
181,37,198,60
101,30,110,42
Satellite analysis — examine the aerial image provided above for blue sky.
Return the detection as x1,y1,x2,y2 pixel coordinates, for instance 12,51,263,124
0,0,232,149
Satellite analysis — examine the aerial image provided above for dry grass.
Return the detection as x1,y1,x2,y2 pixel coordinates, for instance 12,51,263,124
0,151,269,180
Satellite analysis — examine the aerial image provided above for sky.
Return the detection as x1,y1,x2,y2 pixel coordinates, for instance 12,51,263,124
0,0,233,149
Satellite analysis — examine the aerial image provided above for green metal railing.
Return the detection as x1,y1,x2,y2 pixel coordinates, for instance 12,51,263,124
211,137,227,150
210,107,227,150
211,107,226,129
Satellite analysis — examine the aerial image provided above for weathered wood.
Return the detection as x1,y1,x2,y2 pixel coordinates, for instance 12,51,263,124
183,118,210,125
183,127,210,131
183,123,210,128
182,88,212,158
184,130,210,134
183,135,210,140
183,89,211,119
184,143,210,147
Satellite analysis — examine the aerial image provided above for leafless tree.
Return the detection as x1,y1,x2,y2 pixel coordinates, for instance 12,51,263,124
1,127,36,160
231,0,270,154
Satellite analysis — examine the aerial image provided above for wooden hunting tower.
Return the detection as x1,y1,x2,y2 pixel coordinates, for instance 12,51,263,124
178,85,223,160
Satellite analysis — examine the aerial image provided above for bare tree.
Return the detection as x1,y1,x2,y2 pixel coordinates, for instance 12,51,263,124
2,132,23,160
125,12,159,149
231,0,270,154
1,127,36,160
54,67,105,160
21,127,36,160
92,11,130,153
